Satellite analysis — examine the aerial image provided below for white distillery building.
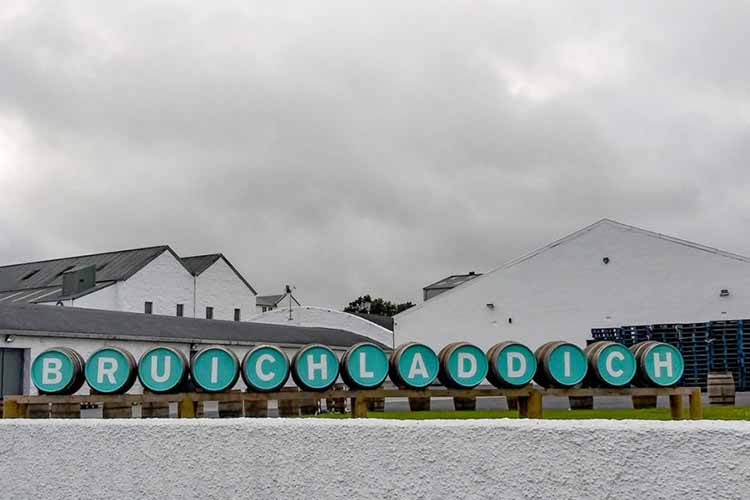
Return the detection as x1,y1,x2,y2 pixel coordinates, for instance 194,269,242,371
0,246,257,322
394,219,750,352
250,306,394,347
0,302,385,397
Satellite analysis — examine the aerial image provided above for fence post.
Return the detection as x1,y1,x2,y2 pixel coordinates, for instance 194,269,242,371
689,389,703,420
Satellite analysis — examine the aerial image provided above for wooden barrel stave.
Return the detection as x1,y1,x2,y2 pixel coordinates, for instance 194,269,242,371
707,372,735,406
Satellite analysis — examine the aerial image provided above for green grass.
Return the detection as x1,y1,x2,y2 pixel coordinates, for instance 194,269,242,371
314,406,750,420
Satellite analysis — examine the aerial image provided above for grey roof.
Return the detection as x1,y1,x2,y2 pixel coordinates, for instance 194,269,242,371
257,293,300,307
181,254,222,275
423,273,482,290
352,313,394,332
0,245,170,292
0,302,388,349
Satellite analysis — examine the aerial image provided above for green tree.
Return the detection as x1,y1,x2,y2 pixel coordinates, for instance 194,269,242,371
344,295,414,317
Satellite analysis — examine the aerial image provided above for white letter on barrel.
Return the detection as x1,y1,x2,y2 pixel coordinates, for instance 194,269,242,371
359,351,374,378
507,352,526,378
653,352,673,378
408,353,428,379
210,356,219,384
457,352,477,378
307,354,327,380
256,354,275,382
42,358,63,385
97,357,118,384
605,351,625,377
563,351,571,377
151,356,171,383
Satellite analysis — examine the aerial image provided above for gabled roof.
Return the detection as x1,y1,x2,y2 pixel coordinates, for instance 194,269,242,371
0,246,175,294
0,302,387,349
180,254,222,275
396,218,750,320
181,254,257,295
257,293,301,307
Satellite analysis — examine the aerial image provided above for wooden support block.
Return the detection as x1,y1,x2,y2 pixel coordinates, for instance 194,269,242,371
218,400,244,418
689,389,702,420
50,403,80,419
517,396,529,418
669,394,683,420
527,391,543,419
102,402,133,419
351,397,368,418
244,400,268,418
3,400,20,419
141,401,170,418
178,397,196,418
26,403,50,419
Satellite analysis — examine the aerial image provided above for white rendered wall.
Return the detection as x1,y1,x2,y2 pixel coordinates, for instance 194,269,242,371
11,334,349,395
250,306,394,347
0,419,746,499
396,221,750,351
195,258,256,321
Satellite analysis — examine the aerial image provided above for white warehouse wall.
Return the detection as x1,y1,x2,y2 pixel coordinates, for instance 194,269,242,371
249,306,394,347
0,419,747,499
395,221,750,352
194,258,256,321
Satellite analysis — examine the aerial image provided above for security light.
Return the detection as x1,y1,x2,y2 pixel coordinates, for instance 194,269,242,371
4,335,15,343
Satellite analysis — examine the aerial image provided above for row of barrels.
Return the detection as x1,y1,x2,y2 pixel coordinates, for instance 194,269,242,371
31,339,684,395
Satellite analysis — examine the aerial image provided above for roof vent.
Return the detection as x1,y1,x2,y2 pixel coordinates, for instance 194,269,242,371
21,269,40,281
62,265,96,297
720,289,730,297
469,271,476,275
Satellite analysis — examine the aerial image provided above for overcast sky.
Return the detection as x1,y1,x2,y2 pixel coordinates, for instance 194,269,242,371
1,1,749,308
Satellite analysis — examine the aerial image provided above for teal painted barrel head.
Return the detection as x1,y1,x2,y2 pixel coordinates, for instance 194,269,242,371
495,343,537,387
595,343,636,386
191,346,240,392
85,347,137,394
292,344,340,391
444,344,488,388
395,343,439,388
138,347,188,393
546,343,587,386
32,348,81,394
643,343,684,386
343,343,389,389
242,345,290,392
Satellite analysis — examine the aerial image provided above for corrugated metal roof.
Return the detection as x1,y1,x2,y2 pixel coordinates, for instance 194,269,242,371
181,254,222,275
0,246,170,293
0,303,387,349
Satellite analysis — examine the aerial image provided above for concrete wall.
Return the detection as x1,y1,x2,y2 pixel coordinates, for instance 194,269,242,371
250,306,394,347
9,334,349,395
0,419,746,499
396,221,750,351
195,258,256,322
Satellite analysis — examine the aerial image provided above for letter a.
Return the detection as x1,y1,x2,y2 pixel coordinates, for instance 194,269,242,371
408,353,428,379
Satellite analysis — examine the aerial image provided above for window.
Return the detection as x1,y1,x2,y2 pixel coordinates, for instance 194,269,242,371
144,302,153,314
176,304,184,317
206,307,214,320
234,308,241,322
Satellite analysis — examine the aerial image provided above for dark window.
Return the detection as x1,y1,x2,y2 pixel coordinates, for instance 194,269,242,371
234,308,241,322
145,301,153,314
206,307,214,320
176,304,184,317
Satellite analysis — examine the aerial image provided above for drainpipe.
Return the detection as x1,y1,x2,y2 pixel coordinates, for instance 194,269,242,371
193,275,197,319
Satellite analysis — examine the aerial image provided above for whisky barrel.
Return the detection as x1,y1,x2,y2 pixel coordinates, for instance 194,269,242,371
388,342,439,389
85,347,138,394
191,346,240,392
487,341,537,388
707,372,735,405
325,383,347,413
291,344,339,391
138,347,189,393
629,341,684,387
584,341,636,387
241,345,290,392
31,347,86,395
533,341,588,388
340,343,389,389
437,342,488,389
278,387,300,417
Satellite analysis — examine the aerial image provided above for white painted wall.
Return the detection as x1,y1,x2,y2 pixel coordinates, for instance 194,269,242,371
250,306,394,347
195,258,255,321
9,333,349,395
1,419,747,499
396,221,750,352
